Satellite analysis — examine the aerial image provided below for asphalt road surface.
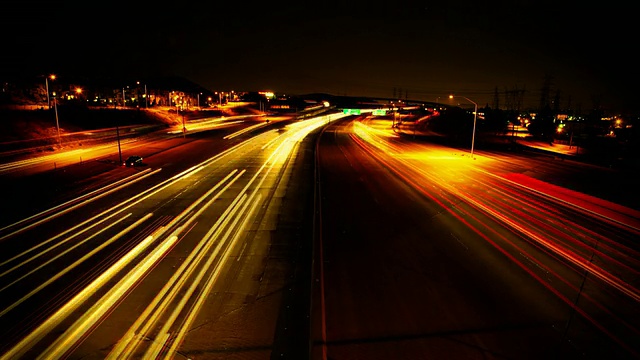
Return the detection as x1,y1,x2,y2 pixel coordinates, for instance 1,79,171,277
0,112,638,359
311,116,640,360
0,113,346,359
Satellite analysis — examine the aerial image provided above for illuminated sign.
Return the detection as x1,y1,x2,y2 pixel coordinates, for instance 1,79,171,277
343,109,361,115
372,109,386,115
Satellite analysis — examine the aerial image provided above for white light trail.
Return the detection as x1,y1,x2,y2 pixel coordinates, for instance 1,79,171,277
0,213,133,314
1,213,154,360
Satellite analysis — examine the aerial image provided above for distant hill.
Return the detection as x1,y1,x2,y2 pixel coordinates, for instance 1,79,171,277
0,107,173,143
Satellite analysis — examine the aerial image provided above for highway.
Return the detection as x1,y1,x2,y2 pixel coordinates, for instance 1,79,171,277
312,116,640,359
0,110,638,359
0,112,347,359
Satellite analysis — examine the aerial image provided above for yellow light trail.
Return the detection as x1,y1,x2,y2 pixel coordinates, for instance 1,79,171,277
111,112,348,358
146,192,257,359
0,212,132,303
223,121,270,139
1,164,243,357
38,169,245,359
2,111,348,359
348,117,640,354
1,213,154,360
0,168,158,241
165,193,263,359
107,170,246,359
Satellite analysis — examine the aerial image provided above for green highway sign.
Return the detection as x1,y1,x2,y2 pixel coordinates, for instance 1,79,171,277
343,108,361,115
372,109,387,115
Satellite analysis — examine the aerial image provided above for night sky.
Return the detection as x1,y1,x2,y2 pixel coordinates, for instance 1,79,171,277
2,1,636,113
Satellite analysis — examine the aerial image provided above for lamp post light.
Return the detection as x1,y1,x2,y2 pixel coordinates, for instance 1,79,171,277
116,124,123,164
45,74,56,109
449,94,478,158
182,113,186,139
53,92,61,146
135,81,147,109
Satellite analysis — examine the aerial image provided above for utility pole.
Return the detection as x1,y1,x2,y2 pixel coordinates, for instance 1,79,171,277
54,97,61,146
182,113,186,138
116,125,122,164
45,76,51,109
449,95,478,158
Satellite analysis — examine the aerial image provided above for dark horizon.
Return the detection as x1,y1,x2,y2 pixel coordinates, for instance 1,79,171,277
2,1,637,114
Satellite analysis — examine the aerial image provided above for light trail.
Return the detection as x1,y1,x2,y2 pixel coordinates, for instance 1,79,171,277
110,112,348,358
0,145,250,356
0,214,155,360
166,120,244,135
107,170,247,359
34,169,244,359
165,193,263,359
349,129,640,354
349,117,640,355
355,124,640,301
0,168,157,241
0,212,132,297
1,132,267,274
1,111,347,359
223,121,270,139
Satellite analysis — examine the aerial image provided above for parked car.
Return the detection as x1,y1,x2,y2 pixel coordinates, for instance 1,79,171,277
124,155,143,167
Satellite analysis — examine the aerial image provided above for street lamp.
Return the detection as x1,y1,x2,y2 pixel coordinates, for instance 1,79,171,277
52,91,61,146
449,94,478,158
45,74,56,109
136,81,147,109
122,86,129,108
182,113,186,138
116,124,122,164
45,75,51,109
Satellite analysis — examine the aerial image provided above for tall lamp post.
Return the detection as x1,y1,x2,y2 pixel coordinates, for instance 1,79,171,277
53,92,61,146
136,81,147,109
182,113,186,139
449,94,478,158
45,74,56,109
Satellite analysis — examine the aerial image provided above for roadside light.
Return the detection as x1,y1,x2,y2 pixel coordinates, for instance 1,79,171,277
45,74,56,109
448,94,478,158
